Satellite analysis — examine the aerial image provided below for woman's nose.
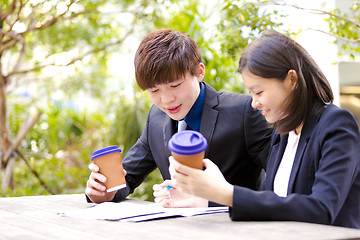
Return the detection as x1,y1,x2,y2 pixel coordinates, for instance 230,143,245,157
252,99,260,109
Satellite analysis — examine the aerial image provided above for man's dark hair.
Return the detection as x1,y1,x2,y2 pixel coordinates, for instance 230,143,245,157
134,29,203,90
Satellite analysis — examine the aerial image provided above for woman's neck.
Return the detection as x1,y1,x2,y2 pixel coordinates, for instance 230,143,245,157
294,124,303,135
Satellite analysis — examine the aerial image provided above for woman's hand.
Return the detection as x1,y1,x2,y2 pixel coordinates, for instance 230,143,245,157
169,156,234,207
153,179,208,208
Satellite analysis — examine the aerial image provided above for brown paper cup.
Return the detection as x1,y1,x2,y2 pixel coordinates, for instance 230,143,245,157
171,151,204,169
168,130,208,170
92,146,126,192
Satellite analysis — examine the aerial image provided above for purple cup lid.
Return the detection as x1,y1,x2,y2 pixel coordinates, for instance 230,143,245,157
168,130,207,155
91,145,122,161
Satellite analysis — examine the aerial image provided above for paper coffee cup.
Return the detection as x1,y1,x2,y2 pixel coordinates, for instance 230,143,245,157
168,130,208,169
91,146,126,192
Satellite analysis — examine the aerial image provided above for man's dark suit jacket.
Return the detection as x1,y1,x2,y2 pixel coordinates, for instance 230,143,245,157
111,82,271,203
230,104,360,229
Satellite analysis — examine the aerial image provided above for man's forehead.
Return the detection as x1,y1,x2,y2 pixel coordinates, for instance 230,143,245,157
148,73,189,89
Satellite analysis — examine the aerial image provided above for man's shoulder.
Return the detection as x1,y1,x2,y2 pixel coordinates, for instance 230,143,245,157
218,91,251,100
204,82,251,105
216,90,252,107
148,104,166,117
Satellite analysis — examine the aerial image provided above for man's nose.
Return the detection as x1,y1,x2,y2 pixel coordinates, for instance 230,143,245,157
161,91,175,103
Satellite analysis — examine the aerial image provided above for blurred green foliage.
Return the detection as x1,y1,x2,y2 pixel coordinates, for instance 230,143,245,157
325,1,360,59
1,86,152,197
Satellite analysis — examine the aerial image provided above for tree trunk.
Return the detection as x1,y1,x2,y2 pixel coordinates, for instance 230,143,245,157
0,68,13,188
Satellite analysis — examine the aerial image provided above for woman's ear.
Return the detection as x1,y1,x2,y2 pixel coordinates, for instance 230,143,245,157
288,69,298,90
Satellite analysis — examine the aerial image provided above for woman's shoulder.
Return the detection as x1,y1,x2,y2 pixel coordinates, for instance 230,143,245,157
317,103,359,133
321,104,357,122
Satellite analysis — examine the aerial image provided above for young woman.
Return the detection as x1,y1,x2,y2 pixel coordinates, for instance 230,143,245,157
169,30,360,229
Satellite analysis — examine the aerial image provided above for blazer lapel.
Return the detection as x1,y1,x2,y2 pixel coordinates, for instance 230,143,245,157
286,135,309,193
199,83,219,157
265,134,287,190
287,111,322,193
163,115,175,157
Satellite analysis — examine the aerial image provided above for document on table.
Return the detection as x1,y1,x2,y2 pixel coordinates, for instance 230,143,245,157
59,200,228,222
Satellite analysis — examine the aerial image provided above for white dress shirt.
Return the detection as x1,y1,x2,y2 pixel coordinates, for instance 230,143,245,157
273,130,301,197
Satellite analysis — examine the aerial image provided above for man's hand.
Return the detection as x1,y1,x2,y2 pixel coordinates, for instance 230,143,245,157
85,163,118,203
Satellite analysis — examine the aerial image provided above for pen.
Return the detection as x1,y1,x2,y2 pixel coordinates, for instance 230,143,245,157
157,186,173,196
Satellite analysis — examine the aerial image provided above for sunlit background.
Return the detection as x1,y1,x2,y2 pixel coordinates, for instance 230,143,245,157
1,0,359,198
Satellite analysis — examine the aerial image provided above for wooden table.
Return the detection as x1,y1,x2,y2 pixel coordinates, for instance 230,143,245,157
1,194,360,240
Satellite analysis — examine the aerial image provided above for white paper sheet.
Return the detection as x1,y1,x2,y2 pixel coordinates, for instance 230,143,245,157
59,200,228,222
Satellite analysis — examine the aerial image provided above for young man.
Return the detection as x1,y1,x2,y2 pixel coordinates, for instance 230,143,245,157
85,29,271,207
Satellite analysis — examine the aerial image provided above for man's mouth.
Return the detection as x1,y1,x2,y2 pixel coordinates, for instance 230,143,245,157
167,105,181,114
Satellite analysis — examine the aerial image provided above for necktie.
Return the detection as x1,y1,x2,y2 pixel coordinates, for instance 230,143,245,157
178,120,187,132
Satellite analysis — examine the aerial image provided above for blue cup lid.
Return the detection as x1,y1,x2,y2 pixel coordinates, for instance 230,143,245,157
91,145,122,161
168,130,207,155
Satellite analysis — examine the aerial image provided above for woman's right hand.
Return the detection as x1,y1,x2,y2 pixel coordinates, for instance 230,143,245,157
153,179,208,208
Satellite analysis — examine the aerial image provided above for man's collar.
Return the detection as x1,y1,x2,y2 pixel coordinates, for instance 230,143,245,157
184,82,205,131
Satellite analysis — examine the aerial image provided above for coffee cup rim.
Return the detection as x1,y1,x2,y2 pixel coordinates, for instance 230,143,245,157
168,130,207,155
91,145,121,160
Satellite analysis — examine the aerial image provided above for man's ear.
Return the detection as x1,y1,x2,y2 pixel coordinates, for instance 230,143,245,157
197,62,205,82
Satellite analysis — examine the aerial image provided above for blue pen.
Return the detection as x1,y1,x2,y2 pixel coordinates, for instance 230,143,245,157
157,185,173,196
